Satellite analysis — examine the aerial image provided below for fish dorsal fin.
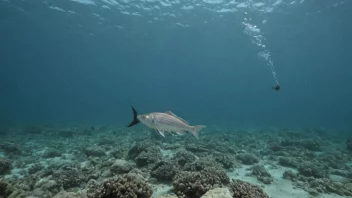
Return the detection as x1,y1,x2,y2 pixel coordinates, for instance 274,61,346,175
165,111,189,124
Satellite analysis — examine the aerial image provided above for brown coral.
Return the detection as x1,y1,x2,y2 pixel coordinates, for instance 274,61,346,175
173,167,230,198
229,179,269,198
0,158,11,175
88,173,153,198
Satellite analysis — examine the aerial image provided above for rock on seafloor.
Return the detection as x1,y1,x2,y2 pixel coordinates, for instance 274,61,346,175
157,195,178,198
201,188,232,198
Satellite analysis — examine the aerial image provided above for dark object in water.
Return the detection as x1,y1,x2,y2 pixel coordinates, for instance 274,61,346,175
272,84,280,91
127,106,140,127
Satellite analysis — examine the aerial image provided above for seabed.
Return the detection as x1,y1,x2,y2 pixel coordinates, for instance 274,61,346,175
0,125,351,198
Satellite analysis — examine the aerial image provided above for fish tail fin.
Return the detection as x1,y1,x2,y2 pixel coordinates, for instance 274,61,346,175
127,106,140,127
191,125,206,139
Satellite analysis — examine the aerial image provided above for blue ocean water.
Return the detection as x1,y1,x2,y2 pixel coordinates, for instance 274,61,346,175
1,1,352,198
0,0,351,128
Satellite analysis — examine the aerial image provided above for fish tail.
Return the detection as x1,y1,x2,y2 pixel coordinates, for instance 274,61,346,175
127,106,140,127
191,125,206,139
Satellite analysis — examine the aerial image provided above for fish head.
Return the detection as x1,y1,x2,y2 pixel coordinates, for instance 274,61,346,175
137,114,154,127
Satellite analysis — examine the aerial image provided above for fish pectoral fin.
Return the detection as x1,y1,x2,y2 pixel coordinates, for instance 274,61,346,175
175,131,186,135
157,130,166,137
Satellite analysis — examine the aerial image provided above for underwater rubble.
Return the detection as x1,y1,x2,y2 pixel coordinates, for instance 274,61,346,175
0,126,351,198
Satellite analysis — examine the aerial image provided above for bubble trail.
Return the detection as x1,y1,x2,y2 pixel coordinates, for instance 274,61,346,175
242,9,280,86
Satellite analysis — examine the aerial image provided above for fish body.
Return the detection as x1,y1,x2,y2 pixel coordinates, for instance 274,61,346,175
127,106,206,139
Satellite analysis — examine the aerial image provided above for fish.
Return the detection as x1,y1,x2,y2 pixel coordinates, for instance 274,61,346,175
127,106,206,139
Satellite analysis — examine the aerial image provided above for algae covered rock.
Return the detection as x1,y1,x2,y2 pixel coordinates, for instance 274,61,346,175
278,157,299,168
251,165,273,184
110,159,135,174
229,179,269,198
34,178,61,195
214,154,236,169
0,179,13,197
53,190,88,198
85,147,106,157
185,144,208,153
172,150,196,166
128,140,155,159
297,161,328,178
135,146,162,167
300,139,321,151
42,149,61,158
282,170,297,181
0,143,21,155
151,160,179,181
53,168,85,189
0,158,11,175
88,173,153,198
28,163,44,174
128,140,163,167
201,188,232,198
158,195,178,198
173,167,230,198
182,158,223,172
110,147,127,159
236,153,259,165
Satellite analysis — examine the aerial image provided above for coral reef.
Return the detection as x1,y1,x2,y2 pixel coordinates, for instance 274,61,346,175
182,158,223,172
135,146,162,167
278,157,299,168
0,158,11,175
172,150,196,166
128,140,163,167
0,125,351,198
151,160,179,181
173,167,230,198
110,147,127,159
229,179,269,198
85,146,106,157
53,167,84,189
88,173,153,198
0,179,13,197
0,143,21,155
236,153,259,165
297,161,328,178
250,165,273,184
110,159,135,175
214,153,236,170
282,170,297,181
283,165,352,196
185,144,209,153
42,149,62,158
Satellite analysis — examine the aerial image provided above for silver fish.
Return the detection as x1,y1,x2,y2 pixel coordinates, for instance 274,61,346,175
127,106,206,139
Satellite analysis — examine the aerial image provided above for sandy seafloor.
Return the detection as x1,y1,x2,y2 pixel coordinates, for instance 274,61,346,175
0,125,351,198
